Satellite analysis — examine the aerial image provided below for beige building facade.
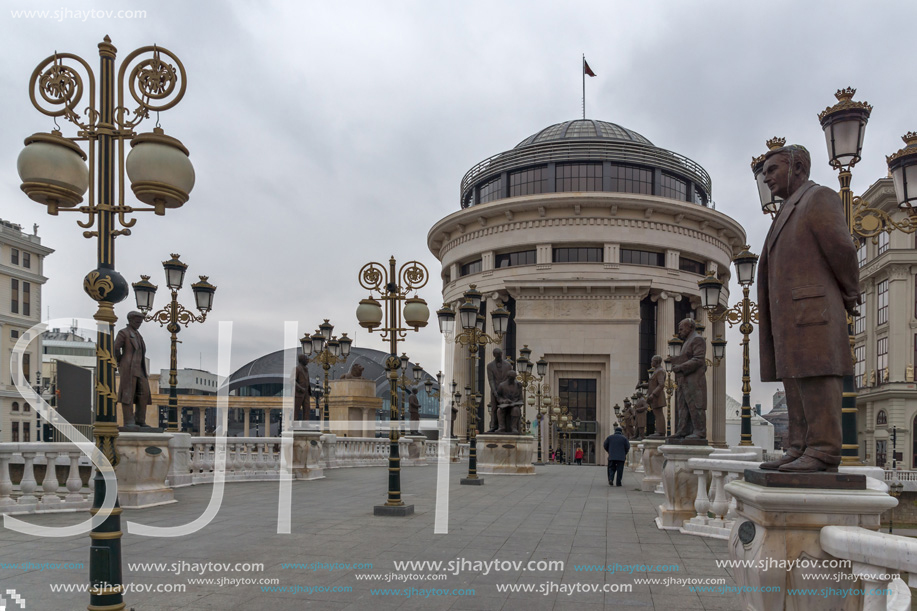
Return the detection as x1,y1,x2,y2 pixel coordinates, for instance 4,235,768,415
0,219,53,442
427,120,746,462
853,177,917,468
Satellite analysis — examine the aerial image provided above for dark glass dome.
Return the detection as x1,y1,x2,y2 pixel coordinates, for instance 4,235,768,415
514,120,653,148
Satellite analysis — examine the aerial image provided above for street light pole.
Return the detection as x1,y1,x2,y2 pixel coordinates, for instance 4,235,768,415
301,321,352,434
19,38,193,611
356,257,430,516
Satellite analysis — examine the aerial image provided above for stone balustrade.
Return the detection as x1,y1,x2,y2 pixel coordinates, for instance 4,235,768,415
0,442,92,514
680,453,758,539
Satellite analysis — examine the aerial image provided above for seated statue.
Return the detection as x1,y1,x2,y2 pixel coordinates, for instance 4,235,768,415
494,370,524,435
339,363,364,379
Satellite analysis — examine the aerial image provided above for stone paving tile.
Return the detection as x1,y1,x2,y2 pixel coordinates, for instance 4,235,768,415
0,463,745,610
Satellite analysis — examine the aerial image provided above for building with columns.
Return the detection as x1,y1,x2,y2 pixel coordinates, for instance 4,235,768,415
853,176,917,468
427,119,746,460
0,219,53,443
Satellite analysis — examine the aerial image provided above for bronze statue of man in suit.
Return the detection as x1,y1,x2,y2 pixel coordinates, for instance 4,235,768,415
114,311,151,429
671,318,707,439
408,387,422,435
486,348,513,432
646,355,667,438
621,397,635,439
495,370,523,434
293,354,311,421
633,392,648,440
757,145,859,473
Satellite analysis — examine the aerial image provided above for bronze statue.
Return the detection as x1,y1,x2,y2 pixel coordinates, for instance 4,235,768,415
113,311,151,429
646,355,667,438
293,354,311,421
450,402,459,438
339,363,364,379
494,369,523,434
621,397,635,439
671,318,707,439
757,145,859,473
486,348,514,432
633,392,648,440
408,387,421,435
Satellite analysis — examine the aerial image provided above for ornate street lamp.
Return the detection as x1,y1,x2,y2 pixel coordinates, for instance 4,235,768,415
133,254,215,432
356,257,429,516
699,247,759,446
751,137,787,216
18,38,193,611
300,320,351,434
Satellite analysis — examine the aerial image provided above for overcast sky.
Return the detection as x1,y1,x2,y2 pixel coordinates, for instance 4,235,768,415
2,0,914,414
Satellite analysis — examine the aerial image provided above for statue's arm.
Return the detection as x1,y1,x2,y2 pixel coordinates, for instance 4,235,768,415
112,330,125,368
808,187,860,312
676,339,706,374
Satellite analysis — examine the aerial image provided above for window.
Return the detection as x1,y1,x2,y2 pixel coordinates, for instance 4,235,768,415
855,291,866,335
620,249,664,267
558,378,597,423
877,336,888,383
556,163,602,192
460,260,482,277
693,189,709,207
22,422,29,443
877,410,888,426
878,231,890,256
857,238,867,267
679,257,706,275
854,345,865,389
553,247,603,263
478,176,503,204
22,252,30,269
22,282,30,317
876,440,887,468
23,403,30,412
509,166,548,197
877,279,889,325
11,402,19,412
10,248,18,265
10,330,18,339
495,250,536,268
22,353,30,384
608,164,653,195
11,279,18,314
11,423,18,442
660,173,687,201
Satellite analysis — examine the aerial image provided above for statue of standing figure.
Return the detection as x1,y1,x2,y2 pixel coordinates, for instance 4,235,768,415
486,348,514,432
671,318,707,440
408,387,422,435
114,311,152,430
621,397,635,439
293,354,311,421
633,392,648,440
494,370,523,434
646,355,667,438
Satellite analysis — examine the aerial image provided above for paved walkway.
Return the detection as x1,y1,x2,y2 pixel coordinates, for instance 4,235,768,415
0,464,743,610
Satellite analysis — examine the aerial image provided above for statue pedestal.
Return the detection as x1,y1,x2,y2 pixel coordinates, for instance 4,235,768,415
399,435,427,466
327,379,382,438
726,474,896,611
282,429,324,480
656,443,714,529
640,439,665,491
166,432,193,488
633,443,645,473
475,434,535,475
114,432,176,508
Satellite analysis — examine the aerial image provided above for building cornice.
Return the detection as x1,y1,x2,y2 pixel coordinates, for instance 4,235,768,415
0,229,54,255
0,263,49,284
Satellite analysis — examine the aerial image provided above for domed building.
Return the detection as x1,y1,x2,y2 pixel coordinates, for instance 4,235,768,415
427,119,746,461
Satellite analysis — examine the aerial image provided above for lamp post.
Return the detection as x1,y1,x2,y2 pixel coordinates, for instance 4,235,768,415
663,354,677,438
133,254,214,432
517,348,549,436
300,320,352,434
698,247,759,446
18,38,193,611
436,286,508,484
424,371,444,436
356,257,429,516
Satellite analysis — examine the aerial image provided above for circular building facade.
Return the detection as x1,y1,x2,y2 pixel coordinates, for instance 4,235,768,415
427,119,746,461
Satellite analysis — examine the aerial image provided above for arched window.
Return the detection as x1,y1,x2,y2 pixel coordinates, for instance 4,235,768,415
877,410,888,426
11,402,19,411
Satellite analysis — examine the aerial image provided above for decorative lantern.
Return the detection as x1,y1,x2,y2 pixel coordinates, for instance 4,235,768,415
437,303,455,335
888,132,917,212
132,275,158,313
190,276,216,313
162,254,188,290
733,246,759,287
356,297,383,330
403,296,430,329
126,127,195,212
818,87,871,169
697,271,724,311
17,130,89,213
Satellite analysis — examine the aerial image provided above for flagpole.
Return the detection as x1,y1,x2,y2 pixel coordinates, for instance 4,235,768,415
582,54,586,119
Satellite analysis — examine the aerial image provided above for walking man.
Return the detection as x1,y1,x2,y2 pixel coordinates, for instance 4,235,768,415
603,426,630,486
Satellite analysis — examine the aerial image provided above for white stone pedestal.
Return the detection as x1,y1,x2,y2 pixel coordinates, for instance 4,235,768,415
476,434,535,474
640,439,665,491
282,429,324,480
320,433,338,469
656,444,714,529
166,432,193,488
114,432,176,508
727,478,897,611
400,436,427,467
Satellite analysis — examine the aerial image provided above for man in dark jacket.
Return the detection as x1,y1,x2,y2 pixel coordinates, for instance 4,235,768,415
603,427,630,486
757,145,859,473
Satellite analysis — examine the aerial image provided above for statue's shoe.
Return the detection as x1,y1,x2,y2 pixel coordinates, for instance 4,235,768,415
684,434,705,440
777,455,838,473
759,454,797,470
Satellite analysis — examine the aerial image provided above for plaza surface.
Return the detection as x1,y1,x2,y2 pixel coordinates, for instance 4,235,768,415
0,463,743,610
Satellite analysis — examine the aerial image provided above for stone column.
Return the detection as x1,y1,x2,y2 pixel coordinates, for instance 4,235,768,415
196,407,205,436
656,444,715,529
655,292,675,356
243,408,250,437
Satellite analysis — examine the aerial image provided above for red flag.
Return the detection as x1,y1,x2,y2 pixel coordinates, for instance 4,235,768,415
584,59,596,77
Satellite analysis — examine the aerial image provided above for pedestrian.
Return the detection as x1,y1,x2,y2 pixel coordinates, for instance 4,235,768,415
574,446,584,465
603,427,630,486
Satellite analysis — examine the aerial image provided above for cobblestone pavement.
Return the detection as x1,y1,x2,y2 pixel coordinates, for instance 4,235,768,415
0,462,743,610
